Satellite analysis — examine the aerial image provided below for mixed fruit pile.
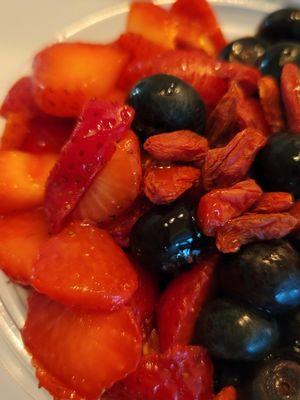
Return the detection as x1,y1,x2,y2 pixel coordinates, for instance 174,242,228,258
0,1,300,399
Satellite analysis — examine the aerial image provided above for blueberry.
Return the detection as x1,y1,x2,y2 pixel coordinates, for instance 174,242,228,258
127,74,206,140
219,37,269,66
254,132,300,199
130,201,208,275
194,299,279,361
245,359,300,400
219,240,300,315
257,42,300,81
258,8,300,43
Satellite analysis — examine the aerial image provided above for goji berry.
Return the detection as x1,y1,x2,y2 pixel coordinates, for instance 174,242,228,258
198,179,262,236
157,255,218,351
144,130,208,164
202,128,267,191
216,213,298,253
289,200,300,236
281,63,300,134
214,386,237,400
144,164,201,204
251,192,294,213
258,76,285,134
236,97,270,137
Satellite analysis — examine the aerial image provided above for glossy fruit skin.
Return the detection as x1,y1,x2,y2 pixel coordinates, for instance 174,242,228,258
127,74,206,140
245,358,300,400
220,240,300,315
194,299,279,361
254,132,300,199
219,37,269,66
258,8,300,44
257,42,300,81
130,201,208,275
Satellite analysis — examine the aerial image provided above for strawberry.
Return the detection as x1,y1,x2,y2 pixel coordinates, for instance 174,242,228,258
127,2,178,49
32,221,138,310
22,292,142,399
0,151,57,213
1,113,29,150
74,130,142,224
0,209,49,285
170,0,227,53
118,345,214,400
32,43,129,117
0,77,38,117
157,256,217,352
281,63,300,134
214,386,237,400
45,100,134,233
116,33,166,61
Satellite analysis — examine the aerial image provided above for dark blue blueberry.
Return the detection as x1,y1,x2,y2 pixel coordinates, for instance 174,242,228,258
127,74,206,140
219,37,269,66
257,42,300,80
194,299,279,361
258,8,300,43
130,201,208,275
245,358,300,400
219,240,300,315
254,132,300,199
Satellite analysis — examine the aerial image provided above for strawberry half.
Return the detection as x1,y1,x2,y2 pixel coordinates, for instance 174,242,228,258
45,100,134,233
31,221,138,311
75,130,142,224
22,292,142,399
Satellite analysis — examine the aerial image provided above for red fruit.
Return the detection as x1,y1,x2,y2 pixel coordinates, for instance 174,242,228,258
31,221,138,311
216,213,298,253
121,345,213,400
170,0,227,53
32,43,129,117
236,97,270,137
144,130,208,164
116,33,166,60
0,209,49,285
75,130,142,224
127,2,178,49
144,164,201,205
45,100,134,233
22,292,142,399
258,76,285,134
215,386,237,400
289,200,300,235
251,192,294,213
203,129,267,191
281,63,300,134
157,256,218,352
0,77,38,117
198,180,263,237
0,151,57,214
1,113,29,150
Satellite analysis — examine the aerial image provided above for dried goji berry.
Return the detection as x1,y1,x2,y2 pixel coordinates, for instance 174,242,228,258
258,76,286,134
214,386,237,400
100,197,152,248
216,213,298,253
251,192,294,214
144,165,201,205
236,97,270,137
198,179,262,236
202,128,267,191
281,63,300,134
144,130,208,164
289,200,300,236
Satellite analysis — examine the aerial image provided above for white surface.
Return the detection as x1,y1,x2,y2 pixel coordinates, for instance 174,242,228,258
0,0,292,399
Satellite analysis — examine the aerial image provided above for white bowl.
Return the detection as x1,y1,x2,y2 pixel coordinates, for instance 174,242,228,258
0,1,286,398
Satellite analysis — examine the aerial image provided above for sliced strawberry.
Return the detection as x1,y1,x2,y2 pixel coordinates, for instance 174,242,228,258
157,256,217,352
45,100,134,233
74,130,142,224
32,43,129,117
1,113,29,150
119,345,214,400
0,77,38,117
31,221,138,310
0,209,49,285
127,2,178,49
0,151,57,213
170,0,227,53
22,292,142,399
116,33,166,60
281,63,300,134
